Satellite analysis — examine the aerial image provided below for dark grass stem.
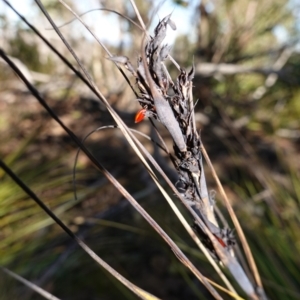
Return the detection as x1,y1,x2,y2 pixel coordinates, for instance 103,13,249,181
1,267,61,300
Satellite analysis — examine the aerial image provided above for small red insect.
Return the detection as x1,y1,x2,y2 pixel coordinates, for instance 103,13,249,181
135,108,147,123
214,234,226,248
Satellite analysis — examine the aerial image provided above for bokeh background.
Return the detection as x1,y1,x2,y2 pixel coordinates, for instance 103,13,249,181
1,0,300,299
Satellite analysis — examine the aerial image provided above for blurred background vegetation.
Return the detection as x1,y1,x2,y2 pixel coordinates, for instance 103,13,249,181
0,0,300,299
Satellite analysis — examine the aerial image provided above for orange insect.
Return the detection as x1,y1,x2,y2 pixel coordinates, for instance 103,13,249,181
135,108,147,123
214,234,226,248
